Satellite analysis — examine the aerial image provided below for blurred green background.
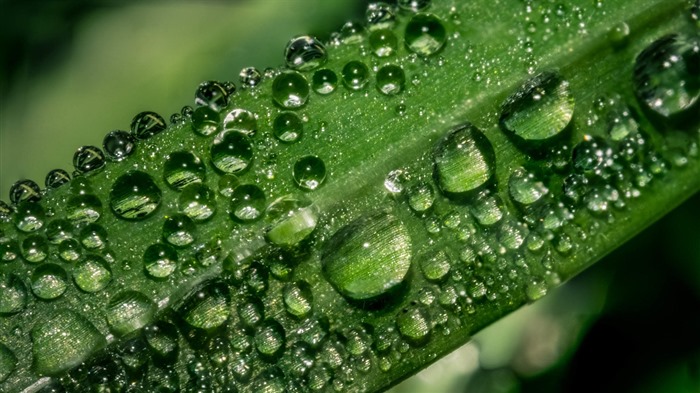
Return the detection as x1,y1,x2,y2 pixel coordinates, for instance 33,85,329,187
1,1,698,392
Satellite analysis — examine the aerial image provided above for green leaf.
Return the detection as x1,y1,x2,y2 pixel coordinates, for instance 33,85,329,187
1,0,699,392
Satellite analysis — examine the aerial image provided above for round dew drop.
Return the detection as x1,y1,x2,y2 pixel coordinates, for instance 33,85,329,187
179,280,231,330
229,184,266,222
273,112,304,143
192,106,220,136
163,151,206,190
293,155,327,190
73,255,112,292
9,179,41,204
272,71,310,109
178,183,217,221
45,169,71,189
376,64,406,95
404,13,447,56
342,61,371,91
322,212,412,301
239,67,262,87
21,235,49,263
508,167,549,206
312,69,338,95
210,131,254,174
144,243,179,278
130,111,166,140
223,108,258,136
110,171,162,220
194,81,229,111
73,145,106,174
369,29,399,57
285,35,328,71
31,264,68,300
396,306,431,344
103,130,136,161
162,213,196,247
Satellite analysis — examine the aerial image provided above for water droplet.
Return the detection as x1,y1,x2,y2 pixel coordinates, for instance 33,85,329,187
633,34,699,117
192,106,220,136
285,36,327,71
265,195,318,247
106,290,157,336
110,171,162,220
9,179,41,204
144,243,179,278
103,130,136,161
163,214,196,247
194,81,229,111
179,280,230,330
163,151,206,190
0,274,27,314
31,309,106,375
144,321,179,360
525,279,548,301
45,169,71,189
272,71,310,109
66,194,102,224
369,29,399,57
339,21,366,44
396,305,431,344
322,212,412,301
58,239,82,261
470,193,503,226
499,71,574,143
342,60,371,91
21,235,48,263
223,108,258,137
131,111,166,140
367,2,396,28
384,169,407,194
398,0,431,12
404,14,447,56
14,201,46,232
433,123,496,195
312,69,338,95
255,319,287,359
407,181,434,212
73,255,112,292
376,64,406,95
210,131,254,174
572,135,614,174
508,167,549,206
237,296,265,329
283,280,313,318
73,145,106,174
229,184,266,222
239,67,262,88
178,183,217,222
420,250,451,282
0,343,17,383
45,219,73,244
293,155,327,190
273,112,303,143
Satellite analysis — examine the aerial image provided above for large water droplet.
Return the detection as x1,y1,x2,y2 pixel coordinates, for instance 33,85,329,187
500,71,574,143
73,255,112,292
322,212,412,301
342,61,371,91
178,183,217,222
433,123,496,195
103,130,136,161
293,155,327,190
58,239,82,262
106,290,157,336
210,131,254,174
273,112,303,143
46,219,73,244
633,34,699,118
31,309,106,375
31,264,68,300
272,71,310,109
404,14,447,56
285,36,327,71
9,179,41,204
144,243,179,278
110,171,162,220
376,64,406,95
163,151,206,190
0,274,27,315
229,184,266,222
312,69,338,95
162,214,196,247
179,280,230,330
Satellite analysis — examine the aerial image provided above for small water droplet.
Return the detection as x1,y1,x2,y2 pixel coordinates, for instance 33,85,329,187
178,183,217,221
525,279,548,301
9,179,41,204
376,64,406,95
73,254,111,292
229,184,266,222
131,111,166,140
322,212,412,301
404,14,447,56
73,146,106,174
239,67,262,88
163,214,196,247
21,234,48,263
110,171,162,220
106,290,156,336
285,36,327,71
0,274,28,314
194,81,229,111
369,29,399,57
420,250,451,282
407,181,434,212
103,130,136,161
384,169,407,195
144,321,179,360
163,151,206,190
273,112,304,143
14,201,46,232
367,2,396,29
210,131,254,174
342,60,371,91
283,280,313,318
223,108,258,136
144,243,179,278
293,155,327,190
312,68,338,95
508,167,549,206
45,169,71,189
192,106,220,136
66,194,102,224
396,305,431,345
272,71,310,109
340,21,366,44
179,280,230,330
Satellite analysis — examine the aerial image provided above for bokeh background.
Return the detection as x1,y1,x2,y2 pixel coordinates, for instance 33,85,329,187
1,1,698,392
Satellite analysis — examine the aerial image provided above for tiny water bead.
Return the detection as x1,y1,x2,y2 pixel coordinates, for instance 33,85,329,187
210,131,254,174
144,243,179,278
369,29,399,57
194,81,229,111
9,179,41,204
0,343,17,383
73,255,112,292
179,280,230,330
130,111,166,140
21,235,49,263
31,309,106,375
407,181,434,212
404,13,447,56
376,64,406,95
312,69,338,95
272,71,310,109
342,61,371,91
283,281,313,318
0,274,27,314
163,151,206,190
110,171,162,220
633,34,700,118
163,214,196,247
31,264,68,300
508,167,549,206
229,184,266,222
273,112,304,143
285,35,327,71
106,290,157,336
14,201,46,232
433,123,496,195
45,169,71,189
103,130,136,161
192,106,220,136
73,145,106,174
322,212,412,301
178,183,217,221
239,67,262,88
223,108,258,136
500,71,574,143
293,155,327,190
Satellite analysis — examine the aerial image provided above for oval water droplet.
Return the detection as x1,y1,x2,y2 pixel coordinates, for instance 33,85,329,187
500,71,574,143
179,280,230,330
255,319,286,359
342,61,371,91
21,235,49,263
272,71,310,109
73,145,106,174
14,201,45,232
508,167,549,206
322,212,412,301
0,274,28,315
73,255,112,292
229,184,266,222
192,106,220,136
106,290,157,336
285,36,327,71
433,123,496,195
110,171,162,220
407,181,434,212
45,169,71,189
273,112,303,143
265,196,318,247
31,264,68,300
420,250,451,282
210,131,254,174
9,179,41,204
103,130,136,161
59,239,82,262
312,69,338,95
283,281,313,318
396,305,431,344
131,111,167,140
293,155,327,190
223,108,258,136
144,243,179,278
369,29,399,57
79,223,108,249
163,151,206,190
163,213,196,247
376,64,406,95
178,183,217,222
404,13,447,56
